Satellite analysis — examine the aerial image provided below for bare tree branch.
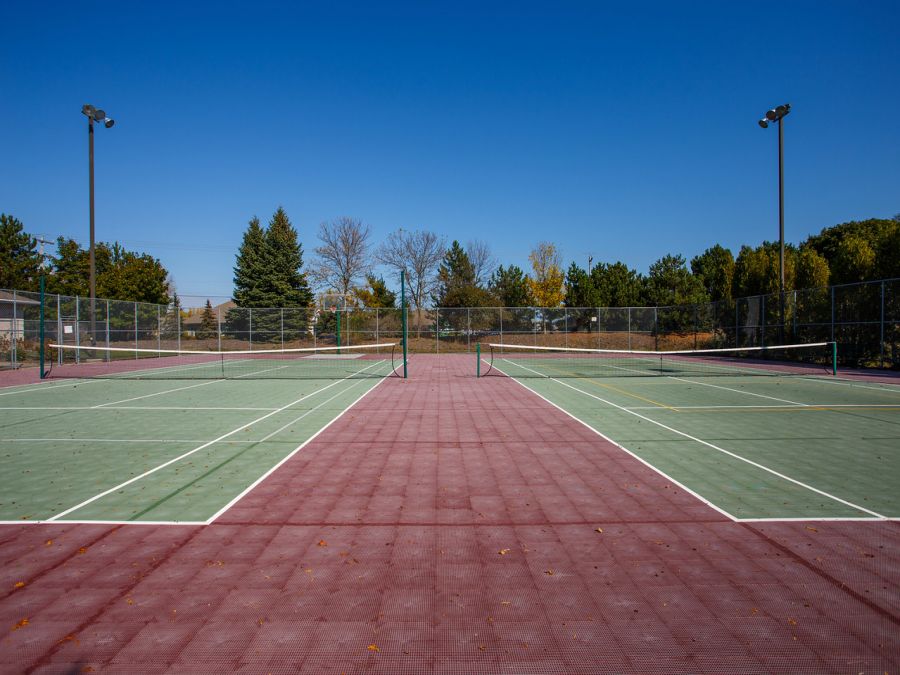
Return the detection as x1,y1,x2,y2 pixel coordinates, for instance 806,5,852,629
466,239,497,288
313,217,372,296
377,228,445,309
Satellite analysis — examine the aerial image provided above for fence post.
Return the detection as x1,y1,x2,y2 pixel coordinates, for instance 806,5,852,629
57,294,62,364
157,305,161,354
830,286,835,343
134,302,138,357
105,300,110,360
249,308,253,350
735,301,739,348
75,296,80,363
11,291,16,368
467,308,471,352
281,308,284,350
435,309,439,354
217,306,222,351
375,308,379,344
176,305,181,351
627,307,631,350
881,281,885,368
761,295,766,347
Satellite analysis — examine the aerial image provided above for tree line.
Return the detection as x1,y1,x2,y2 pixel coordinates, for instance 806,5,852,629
3,209,899,312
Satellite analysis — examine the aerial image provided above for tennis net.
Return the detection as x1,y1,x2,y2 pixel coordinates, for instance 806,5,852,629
45,343,402,380
478,342,836,378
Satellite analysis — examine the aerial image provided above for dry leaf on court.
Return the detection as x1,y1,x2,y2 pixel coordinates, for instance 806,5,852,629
498,549,511,555
544,569,554,576
318,540,327,547
367,643,380,652
13,582,25,589
12,618,29,631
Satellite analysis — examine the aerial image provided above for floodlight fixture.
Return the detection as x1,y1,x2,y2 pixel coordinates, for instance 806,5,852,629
758,102,792,340
81,103,115,343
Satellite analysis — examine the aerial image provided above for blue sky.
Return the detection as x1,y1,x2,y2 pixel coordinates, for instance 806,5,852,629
2,1,898,305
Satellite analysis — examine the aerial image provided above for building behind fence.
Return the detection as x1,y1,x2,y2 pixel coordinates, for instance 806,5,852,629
2,278,898,370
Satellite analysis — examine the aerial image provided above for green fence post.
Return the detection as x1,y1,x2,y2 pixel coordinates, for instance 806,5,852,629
336,308,341,354
39,275,45,378
476,342,481,378
401,270,408,379
831,341,837,376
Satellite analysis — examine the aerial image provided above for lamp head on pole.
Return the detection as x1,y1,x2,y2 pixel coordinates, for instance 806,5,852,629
759,103,791,129
82,104,116,130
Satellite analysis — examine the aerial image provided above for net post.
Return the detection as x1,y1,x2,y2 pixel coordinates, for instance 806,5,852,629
476,342,481,378
831,341,837,376
336,307,341,354
401,270,408,379
39,275,46,378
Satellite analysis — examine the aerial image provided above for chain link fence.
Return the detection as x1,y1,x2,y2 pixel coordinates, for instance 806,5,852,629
3,278,898,370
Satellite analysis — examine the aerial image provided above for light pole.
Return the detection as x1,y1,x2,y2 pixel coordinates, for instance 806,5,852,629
759,102,790,341
81,104,115,343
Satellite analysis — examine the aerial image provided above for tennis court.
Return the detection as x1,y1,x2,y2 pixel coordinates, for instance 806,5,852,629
480,342,900,521
1,346,898,673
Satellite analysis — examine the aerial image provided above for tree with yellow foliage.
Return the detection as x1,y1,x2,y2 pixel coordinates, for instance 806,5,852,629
527,242,565,307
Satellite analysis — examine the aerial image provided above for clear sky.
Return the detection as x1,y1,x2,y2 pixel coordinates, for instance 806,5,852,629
2,0,898,304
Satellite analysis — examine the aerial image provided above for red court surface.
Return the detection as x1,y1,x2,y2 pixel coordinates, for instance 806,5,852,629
1,354,898,673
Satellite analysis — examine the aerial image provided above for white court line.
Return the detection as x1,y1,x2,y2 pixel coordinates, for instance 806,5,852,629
799,376,900,395
664,375,808,406
0,379,105,397
2,438,258,444
0,406,277,411
207,361,394,523
624,403,900,410
500,356,809,406
485,358,738,522
91,380,223,407
504,358,887,519
44,360,387,522
738,516,900,522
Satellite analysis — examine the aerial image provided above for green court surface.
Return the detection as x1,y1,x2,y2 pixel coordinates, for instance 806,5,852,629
491,357,900,520
0,360,393,523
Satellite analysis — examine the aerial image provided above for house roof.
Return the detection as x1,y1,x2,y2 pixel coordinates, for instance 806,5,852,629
0,290,40,305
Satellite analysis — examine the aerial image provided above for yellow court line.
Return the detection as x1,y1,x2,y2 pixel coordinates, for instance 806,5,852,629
672,405,900,414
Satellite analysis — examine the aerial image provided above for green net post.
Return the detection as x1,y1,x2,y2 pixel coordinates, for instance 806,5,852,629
401,270,408,379
831,341,837,376
39,275,46,378
476,342,481,377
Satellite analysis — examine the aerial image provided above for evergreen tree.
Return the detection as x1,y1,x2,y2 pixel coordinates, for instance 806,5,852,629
490,264,532,307
354,275,396,308
0,214,42,290
564,263,604,308
644,254,708,307
433,240,493,307
690,244,735,304
232,217,268,306
265,207,313,307
596,262,643,307
198,299,217,339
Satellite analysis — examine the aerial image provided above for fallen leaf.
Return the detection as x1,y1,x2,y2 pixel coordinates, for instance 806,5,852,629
257,618,265,626
751,608,759,615
77,547,87,555
317,540,327,547
81,667,95,673
595,528,603,533
544,569,554,576
501,601,511,605
788,618,797,626
13,582,25,589
367,644,380,652
125,597,134,605
58,634,79,645
498,549,511,555
478,644,485,651
11,618,29,631
45,539,53,547
805,526,818,533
